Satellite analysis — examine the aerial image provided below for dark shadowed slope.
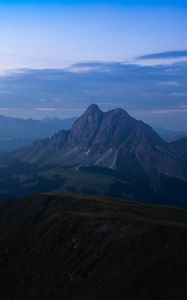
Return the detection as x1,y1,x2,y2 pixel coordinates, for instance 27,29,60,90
171,137,187,160
0,193,187,300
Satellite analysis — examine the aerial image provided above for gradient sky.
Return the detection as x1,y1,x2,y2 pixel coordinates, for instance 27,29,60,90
0,1,187,71
0,0,187,130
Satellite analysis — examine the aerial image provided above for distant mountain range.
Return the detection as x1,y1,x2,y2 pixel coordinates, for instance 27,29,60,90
0,115,76,151
153,126,187,142
0,111,186,153
15,104,186,179
0,104,183,206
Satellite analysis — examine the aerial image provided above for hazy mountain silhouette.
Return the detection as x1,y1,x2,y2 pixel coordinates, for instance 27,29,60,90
0,115,76,151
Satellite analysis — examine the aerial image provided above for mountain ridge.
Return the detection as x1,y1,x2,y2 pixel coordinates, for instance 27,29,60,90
0,114,76,152
1,104,187,206
15,104,186,182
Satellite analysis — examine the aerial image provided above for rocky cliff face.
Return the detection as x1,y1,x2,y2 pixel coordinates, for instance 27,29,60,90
15,104,186,183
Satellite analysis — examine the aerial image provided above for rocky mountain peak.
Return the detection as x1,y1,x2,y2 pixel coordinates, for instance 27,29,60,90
14,104,187,184
67,104,104,145
85,103,102,115
108,107,130,117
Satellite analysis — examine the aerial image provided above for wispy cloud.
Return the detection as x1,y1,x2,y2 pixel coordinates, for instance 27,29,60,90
34,108,56,111
0,108,9,111
67,63,112,74
170,92,187,97
137,51,187,60
159,81,180,87
0,61,186,124
149,107,187,114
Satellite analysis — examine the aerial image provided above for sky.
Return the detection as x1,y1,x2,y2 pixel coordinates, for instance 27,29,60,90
0,0,187,70
0,0,187,130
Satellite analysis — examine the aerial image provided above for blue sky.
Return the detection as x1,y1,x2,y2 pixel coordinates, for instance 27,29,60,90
0,0,187,130
0,1,187,71
1,1,187,5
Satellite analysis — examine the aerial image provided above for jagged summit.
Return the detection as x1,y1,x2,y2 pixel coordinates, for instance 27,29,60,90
69,104,104,145
85,103,102,114
85,104,130,118
76,104,104,123
15,104,186,184
108,106,130,116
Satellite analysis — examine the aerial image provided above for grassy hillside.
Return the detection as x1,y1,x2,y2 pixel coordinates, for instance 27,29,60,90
0,193,187,300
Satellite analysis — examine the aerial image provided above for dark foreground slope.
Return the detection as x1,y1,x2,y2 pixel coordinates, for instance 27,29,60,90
0,193,187,300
